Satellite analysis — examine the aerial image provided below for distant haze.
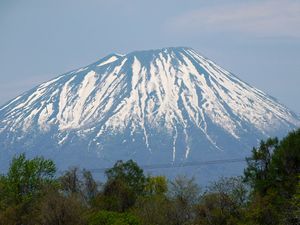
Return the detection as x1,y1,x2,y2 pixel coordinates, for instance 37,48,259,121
0,0,299,113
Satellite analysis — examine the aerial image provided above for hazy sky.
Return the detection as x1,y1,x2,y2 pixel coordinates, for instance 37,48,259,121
0,0,299,113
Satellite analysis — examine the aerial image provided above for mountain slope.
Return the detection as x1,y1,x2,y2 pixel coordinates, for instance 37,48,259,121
0,47,299,175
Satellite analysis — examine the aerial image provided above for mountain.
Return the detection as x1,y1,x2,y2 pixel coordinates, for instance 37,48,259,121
0,47,299,180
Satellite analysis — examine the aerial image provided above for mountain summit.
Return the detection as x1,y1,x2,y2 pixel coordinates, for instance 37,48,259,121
0,47,299,175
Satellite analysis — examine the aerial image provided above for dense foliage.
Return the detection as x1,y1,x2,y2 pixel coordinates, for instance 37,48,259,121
0,129,299,224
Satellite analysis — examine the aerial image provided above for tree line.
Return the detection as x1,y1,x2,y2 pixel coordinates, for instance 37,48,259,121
0,129,299,225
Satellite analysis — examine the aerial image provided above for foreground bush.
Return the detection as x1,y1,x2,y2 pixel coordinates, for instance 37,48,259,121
87,210,140,225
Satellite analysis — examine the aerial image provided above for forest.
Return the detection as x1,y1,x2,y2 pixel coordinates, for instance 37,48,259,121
0,129,299,225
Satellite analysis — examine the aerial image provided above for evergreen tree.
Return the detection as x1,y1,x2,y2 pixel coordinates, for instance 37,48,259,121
244,129,300,225
244,138,278,195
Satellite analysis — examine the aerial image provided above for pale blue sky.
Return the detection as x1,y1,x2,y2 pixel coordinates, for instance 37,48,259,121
0,0,299,113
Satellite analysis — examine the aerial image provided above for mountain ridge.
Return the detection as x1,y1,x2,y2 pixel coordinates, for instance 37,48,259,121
0,47,299,179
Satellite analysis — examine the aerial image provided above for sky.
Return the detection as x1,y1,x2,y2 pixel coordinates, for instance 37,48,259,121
0,0,299,113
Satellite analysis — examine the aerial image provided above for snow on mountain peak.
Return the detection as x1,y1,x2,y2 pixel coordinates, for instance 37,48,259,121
0,47,299,171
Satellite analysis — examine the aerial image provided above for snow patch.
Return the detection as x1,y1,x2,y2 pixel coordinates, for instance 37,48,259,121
97,56,119,67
